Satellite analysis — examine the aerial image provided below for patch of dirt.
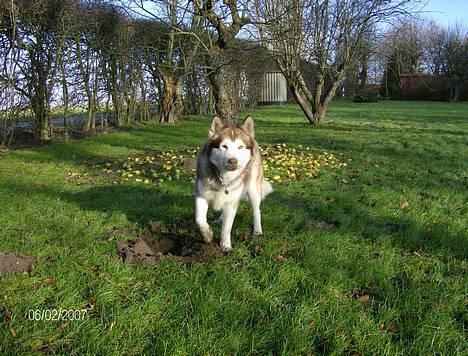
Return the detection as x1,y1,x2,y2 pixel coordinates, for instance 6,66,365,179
183,158,197,170
361,122,378,129
307,219,339,230
116,223,223,265
0,251,35,274
273,136,288,143
284,198,307,209
0,304,12,322
345,287,370,302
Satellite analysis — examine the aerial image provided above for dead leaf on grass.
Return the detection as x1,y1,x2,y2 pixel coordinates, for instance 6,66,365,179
275,255,286,262
57,322,68,330
87,296,97,312
357,295,370,303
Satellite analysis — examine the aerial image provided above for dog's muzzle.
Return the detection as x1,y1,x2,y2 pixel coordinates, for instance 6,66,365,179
226,164,238,171
226,158,238,171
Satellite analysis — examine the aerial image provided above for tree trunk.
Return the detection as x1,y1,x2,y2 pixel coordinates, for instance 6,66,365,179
205,52,235,123
125,83,137,125
311,73,345,124
31,86,52,141
288,82,316,124
312,71,325,114
283,65,344,125
138,71,150,122
59,55,69,140
312,108,326,124
450,76,461,102
84,102,95,132
108,57,124,126
63,102,69,140
158,69,183,124
38,120,51,141
30,52,53,140
359,56,368,89
207,68,235,122
33,106,52,141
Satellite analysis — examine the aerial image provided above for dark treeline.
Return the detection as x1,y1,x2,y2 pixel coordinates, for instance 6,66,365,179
0,0,270,144
379,20,468,102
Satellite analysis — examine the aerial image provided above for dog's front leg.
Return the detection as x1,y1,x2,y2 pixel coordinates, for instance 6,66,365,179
195,196,213,242
220,203,238,252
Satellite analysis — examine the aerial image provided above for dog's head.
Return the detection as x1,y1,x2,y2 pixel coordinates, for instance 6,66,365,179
207,115,255,172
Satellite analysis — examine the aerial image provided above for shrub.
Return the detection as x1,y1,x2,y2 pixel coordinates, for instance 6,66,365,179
353,89,380,103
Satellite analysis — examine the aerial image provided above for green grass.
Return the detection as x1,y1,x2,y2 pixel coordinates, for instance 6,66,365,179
1,100,467,354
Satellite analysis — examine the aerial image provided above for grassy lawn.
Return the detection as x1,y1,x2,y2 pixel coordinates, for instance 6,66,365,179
0,100,467,354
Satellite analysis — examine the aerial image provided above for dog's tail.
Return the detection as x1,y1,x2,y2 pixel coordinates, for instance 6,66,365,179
262,180,273,199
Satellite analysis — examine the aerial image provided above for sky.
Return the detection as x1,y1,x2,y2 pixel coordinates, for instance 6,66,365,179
420,0,468,27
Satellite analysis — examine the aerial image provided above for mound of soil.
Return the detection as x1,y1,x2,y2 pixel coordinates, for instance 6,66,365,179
307,219,339,230
0,251,35,274
116,223,223,265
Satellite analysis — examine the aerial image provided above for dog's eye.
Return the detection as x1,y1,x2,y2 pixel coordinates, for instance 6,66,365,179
238,145,244,149
222,144,228,150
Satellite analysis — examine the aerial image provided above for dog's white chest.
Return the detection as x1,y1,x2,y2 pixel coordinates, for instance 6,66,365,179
198,179,244,211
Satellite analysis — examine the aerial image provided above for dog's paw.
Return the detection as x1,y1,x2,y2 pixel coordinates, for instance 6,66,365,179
252,230,263,236
198,224,213,242
220,244,232,253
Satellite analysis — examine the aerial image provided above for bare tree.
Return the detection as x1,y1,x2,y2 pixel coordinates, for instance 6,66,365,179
427,23,467,102
0,0,25,145
136,1,201,123
72,2,102,132
193,0,250,122
98,4,133,126
379,19,428,98
10,0,66,140
255,0,413,124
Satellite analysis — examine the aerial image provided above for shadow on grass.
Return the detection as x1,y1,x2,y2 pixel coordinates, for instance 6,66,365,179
53,177,467,260
272,189,467,260
60,184,196,230
0,168,465,260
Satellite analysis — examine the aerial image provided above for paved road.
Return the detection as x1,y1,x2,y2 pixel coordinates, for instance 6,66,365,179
13,113,111,131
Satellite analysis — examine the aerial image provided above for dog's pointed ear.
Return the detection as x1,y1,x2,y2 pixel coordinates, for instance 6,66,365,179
241,115,255,137
209,115,224,138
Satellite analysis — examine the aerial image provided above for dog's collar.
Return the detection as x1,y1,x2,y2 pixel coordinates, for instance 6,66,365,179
214,168,244,194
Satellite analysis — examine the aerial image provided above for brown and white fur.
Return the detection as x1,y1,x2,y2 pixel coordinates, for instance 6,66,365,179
195,115,273,252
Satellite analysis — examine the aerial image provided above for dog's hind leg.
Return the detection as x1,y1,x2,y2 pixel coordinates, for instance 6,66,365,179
195,196,213,242
214,212,224,224
249,189,263,236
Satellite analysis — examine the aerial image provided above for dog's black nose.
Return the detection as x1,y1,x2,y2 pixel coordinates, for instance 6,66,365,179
228,158,238,165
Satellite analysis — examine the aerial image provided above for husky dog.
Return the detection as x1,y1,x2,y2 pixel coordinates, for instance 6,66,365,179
195,115,273,252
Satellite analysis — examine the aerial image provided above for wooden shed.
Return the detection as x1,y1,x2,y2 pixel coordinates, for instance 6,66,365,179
258,72,288,105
